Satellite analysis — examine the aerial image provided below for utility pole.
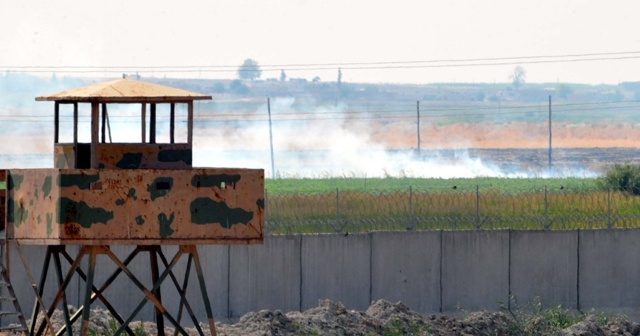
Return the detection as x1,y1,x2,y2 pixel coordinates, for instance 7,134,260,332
268,97,276,179
548,95,552,173
416,101,421,157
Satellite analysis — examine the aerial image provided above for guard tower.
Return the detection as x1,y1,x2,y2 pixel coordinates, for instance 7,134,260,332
2,78,264,335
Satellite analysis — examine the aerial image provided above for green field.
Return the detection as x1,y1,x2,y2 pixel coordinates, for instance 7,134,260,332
265,177,600,195
263,176,640,233
0,176,603,193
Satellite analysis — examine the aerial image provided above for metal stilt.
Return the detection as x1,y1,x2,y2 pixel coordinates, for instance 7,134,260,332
23,245,216,336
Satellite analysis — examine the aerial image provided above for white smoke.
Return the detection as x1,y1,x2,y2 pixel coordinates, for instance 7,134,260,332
193,97,601,179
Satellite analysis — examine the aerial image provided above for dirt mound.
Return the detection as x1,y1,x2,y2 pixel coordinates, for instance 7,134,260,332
218,300,640,336
22,300,640,335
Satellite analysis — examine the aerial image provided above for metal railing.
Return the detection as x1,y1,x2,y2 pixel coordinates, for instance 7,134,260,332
264,186,640,234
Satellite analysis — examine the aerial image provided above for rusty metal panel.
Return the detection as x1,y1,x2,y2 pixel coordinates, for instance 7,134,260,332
6,170,60,241
0,169,5,231
96,144,192,169
8,168,264,245
54,145,75,169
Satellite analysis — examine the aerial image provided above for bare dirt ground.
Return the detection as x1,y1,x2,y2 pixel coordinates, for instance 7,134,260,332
365,121,640,149
7,121,638,155
24,299,640,335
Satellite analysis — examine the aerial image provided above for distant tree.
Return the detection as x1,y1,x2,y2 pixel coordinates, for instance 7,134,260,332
229,79,250,94
337,68,342,85
312,76,321,83
556,84,572,99
238,59,262,80
280,70,287,82
510,66,526,90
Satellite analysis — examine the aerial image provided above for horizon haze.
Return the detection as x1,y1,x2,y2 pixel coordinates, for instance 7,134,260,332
2,1,640,85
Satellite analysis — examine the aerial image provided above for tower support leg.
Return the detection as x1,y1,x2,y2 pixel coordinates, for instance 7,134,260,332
21,245,217,336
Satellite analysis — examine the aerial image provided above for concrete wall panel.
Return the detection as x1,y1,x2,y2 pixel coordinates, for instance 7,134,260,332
510,230,578,309
229,235,301,318
579,229,640,311
441,230,509,312
301,234,371,311
371,231,441,313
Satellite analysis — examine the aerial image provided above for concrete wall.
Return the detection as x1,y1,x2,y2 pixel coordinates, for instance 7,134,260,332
6,229,640,324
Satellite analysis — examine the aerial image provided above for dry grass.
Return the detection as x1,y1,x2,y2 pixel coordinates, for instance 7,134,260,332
265,189,640,233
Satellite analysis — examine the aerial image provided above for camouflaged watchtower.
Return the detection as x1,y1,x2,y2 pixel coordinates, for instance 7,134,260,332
3,78,264,245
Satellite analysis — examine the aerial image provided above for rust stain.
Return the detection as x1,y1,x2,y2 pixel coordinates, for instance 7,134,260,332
64,223,80,237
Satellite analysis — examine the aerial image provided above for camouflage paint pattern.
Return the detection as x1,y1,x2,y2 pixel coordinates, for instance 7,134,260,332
54,145,76,169
55,143,192,169
7,168,264,245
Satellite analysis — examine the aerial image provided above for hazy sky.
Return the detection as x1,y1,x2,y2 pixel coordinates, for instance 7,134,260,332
2,0,640,84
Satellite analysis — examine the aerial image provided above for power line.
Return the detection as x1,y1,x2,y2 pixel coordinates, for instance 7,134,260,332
3,101,639,123
190,100,638,119
3,51,640,73
4,100,639,117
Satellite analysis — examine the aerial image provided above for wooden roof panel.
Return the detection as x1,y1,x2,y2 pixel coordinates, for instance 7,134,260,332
35,78,212,103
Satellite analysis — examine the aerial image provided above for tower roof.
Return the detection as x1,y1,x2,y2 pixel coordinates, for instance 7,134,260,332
36,78,212,103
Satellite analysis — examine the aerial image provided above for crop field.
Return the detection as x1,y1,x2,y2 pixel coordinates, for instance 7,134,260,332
264,175,640,233
265,176,598,194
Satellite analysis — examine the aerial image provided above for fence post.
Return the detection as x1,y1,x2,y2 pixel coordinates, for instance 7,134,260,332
607,187,612,229
475,185,480,229
409,185,413,218
409,186,415,230
267,97,276,179
544,185,549,229
336,188,343,234
264,189,269,234
336,188,340,218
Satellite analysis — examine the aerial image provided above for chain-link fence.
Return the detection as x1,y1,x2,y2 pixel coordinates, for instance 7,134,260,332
264,186,640,234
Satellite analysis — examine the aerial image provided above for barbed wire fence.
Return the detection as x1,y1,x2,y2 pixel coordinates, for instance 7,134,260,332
264,186,640,234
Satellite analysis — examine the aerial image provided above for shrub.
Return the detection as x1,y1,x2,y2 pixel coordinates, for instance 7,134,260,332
600,163,640,195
